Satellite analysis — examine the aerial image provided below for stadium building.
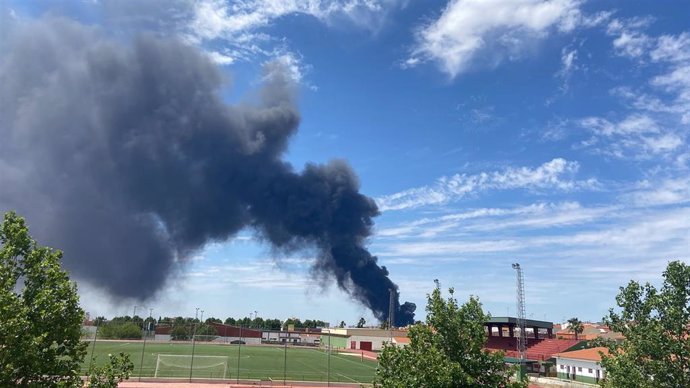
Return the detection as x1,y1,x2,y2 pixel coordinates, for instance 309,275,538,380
483,317,583,374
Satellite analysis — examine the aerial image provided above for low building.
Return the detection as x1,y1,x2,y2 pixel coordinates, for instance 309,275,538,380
321,328,408,351
262,330,301,344
209,323,262,345
554,347,609,384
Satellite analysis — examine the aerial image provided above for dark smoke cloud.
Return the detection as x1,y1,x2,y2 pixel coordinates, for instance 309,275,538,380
0,18,415,325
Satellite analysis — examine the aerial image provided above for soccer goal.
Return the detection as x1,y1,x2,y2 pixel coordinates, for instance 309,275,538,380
154,354,228,379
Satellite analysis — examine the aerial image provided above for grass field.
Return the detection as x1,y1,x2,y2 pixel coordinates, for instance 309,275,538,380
82,341,378,383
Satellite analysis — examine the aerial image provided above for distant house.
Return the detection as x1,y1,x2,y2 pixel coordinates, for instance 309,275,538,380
556,322,623,341
554,347,609,384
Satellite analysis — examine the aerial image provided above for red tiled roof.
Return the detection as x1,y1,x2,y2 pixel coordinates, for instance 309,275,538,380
554,347,609,362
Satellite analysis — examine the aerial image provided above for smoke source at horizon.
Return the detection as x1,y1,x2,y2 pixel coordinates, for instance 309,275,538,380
0,17,415,326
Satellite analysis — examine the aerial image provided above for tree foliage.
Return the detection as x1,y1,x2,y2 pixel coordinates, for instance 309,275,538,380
0,212,87,387
195,324,218,337
98,322,142,340
356,317,366,328
86,353,134,388
171,324,191,340
567,317,584,340
599,260,690,388
376,284,526,388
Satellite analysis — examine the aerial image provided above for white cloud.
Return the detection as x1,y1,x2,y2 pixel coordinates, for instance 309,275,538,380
406,0,594,77
627,177,690,206
376,158,597,211
377,201,615,238
650,32,690,63
605,17,655,59
184,0,399,87
189,0,396,42
579,114,682,159
207,50,236,65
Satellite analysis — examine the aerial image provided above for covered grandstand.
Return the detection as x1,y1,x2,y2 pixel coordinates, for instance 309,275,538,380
484,317,582,374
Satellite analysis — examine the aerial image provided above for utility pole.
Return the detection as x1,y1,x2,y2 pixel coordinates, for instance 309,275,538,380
133,305,138,318
512,262,527,378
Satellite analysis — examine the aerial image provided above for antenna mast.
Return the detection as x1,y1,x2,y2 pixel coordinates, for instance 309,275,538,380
512,262,527,366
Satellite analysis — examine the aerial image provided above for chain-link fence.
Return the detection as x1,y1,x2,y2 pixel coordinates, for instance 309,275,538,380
81,322,378,385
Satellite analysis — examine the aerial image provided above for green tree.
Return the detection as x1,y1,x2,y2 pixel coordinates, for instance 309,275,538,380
598,261,690,388
339,321,346,328
376,284,526,388
171,324,190,340
0,212,87,387
356,317,366,328
567,317,584,340
86,353,134,388
195,324,218,337
98,322,142,340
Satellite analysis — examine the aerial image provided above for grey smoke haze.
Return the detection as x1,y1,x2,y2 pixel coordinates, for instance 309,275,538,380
0,18,415,325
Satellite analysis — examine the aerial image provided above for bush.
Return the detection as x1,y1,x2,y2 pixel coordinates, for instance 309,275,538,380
87,352,133,388
99,322,142,340
171,324,191,340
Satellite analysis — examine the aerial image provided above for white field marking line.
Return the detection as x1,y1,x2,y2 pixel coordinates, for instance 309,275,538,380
258,348,327,378
336,371,359,383
290,354,325,377
331,353,378,370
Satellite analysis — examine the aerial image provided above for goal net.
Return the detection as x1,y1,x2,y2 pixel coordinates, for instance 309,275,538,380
154,354,228,379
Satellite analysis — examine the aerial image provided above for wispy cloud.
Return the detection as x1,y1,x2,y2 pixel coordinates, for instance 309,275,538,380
626,177,690,206
187,0,398,57
579,114,683,159
579,19,690,163
405,0,608,78
376,159,598,211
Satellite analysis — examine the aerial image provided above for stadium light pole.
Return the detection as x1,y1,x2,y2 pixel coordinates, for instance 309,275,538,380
89,319,102,372
139,307,152,381
189,316,199,382
283,336,288,384
200,310,204,323
237,322,243,383
133,305,138,319
327,328,331,387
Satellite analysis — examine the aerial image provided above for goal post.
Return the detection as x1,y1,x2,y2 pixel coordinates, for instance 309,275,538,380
154,354,228,379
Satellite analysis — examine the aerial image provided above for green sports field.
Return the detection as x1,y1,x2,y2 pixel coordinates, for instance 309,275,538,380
82,341,378,383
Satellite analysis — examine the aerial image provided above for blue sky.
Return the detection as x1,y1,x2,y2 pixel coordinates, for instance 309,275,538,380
5,0,690,326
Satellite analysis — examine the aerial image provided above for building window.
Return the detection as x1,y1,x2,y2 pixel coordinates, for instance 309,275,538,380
578,367,582,372
589,368,593,373
560,365,564,370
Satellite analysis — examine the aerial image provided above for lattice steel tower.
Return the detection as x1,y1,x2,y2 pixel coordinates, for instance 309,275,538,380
512,262,527,366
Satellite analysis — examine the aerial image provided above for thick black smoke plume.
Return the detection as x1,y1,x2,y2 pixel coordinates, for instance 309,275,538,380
0,18,415,325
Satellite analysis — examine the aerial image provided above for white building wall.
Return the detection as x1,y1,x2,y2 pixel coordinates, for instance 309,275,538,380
350,335,394,351
556,357,605,381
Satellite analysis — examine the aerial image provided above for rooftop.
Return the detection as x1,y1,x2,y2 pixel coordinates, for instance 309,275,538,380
554,347,610,362
486,317,553,329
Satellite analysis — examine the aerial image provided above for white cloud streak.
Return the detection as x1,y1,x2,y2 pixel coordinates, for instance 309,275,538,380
376,158,597,211
579,114,683,159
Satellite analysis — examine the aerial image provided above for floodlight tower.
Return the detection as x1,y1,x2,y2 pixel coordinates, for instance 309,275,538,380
512,263,527,368
388,288,395,343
